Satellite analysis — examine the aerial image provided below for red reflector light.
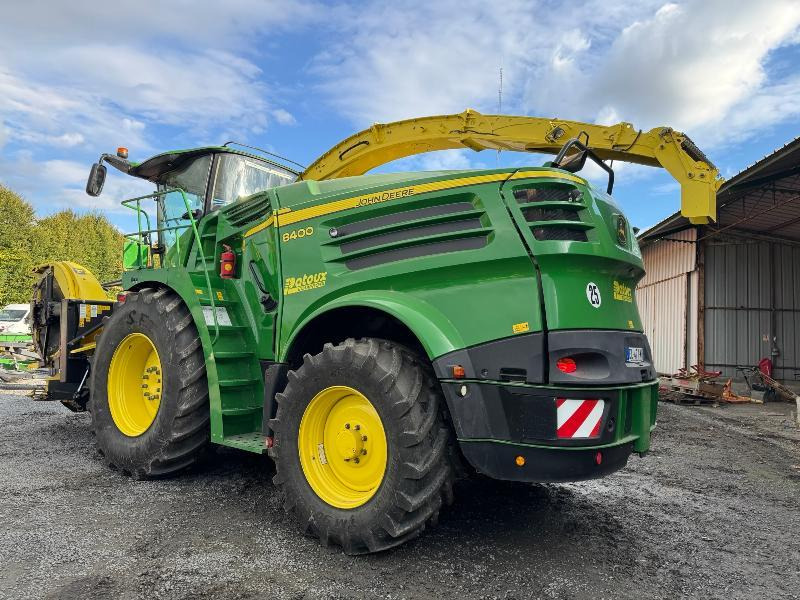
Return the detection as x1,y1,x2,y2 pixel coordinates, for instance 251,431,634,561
265,436,274,449
595,451,603,465
556,357,577,373
117,293,127,303
452,365,466,379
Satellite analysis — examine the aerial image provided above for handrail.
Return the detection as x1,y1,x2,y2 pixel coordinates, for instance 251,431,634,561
121,188,219,343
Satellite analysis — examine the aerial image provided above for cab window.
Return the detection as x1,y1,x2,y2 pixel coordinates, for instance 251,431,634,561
157,155,212,257
211,154,295,209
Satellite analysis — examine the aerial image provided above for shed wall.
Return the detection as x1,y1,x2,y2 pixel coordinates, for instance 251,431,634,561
704,238,800,381
638,228,697,374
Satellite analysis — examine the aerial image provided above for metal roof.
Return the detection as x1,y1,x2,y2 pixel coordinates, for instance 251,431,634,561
640,135,800,243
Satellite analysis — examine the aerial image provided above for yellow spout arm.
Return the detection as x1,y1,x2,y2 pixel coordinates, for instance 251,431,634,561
300,109,721,224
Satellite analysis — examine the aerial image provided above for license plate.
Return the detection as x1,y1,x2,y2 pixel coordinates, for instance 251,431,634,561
625,346,644,363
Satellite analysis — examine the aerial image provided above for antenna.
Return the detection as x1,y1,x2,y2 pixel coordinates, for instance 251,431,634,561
497,66,503,166
222,141,306,171
498,66,503,114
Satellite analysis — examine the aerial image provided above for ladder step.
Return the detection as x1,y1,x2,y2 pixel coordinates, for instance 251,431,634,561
221,406,261,416
220,432,266,454
218,378,260,388
212,325,248,332
214,350,255,359
199,299,235,307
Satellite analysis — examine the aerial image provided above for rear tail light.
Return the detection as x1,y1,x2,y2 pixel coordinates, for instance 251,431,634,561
556,357,577,373
117,292,127,303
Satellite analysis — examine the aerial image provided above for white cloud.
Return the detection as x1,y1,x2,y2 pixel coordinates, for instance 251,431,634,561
313,0,800,161
583,0,800,139
0,150,151,216
0,69,151,153
41,160,87,186
0,0,317,217
271,109,297,125
310,0,548,125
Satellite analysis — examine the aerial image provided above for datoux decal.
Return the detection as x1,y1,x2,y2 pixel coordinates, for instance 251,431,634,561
284,271,328,295
613,280,633,303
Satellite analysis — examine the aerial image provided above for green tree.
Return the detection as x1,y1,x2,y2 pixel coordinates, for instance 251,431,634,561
0,186,36,305
0,184,124,305
33,210,124,287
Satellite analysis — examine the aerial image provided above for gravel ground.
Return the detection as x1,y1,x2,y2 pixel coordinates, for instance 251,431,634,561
1,392,799,600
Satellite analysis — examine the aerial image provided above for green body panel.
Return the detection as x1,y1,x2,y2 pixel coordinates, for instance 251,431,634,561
0,333,35,371
275,174,546,359
121,162,653,455
0,333,32,344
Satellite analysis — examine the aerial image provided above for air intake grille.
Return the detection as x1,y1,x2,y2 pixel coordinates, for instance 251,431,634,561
326,195,491,270
513,185,582,204
223,194,271,227
512,182,591,243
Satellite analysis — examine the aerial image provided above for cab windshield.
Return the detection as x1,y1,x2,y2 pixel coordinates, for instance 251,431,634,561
211,154,295,209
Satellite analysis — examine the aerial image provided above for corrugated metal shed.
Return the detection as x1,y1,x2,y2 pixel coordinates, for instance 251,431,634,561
637,135,800,382
637,229,697,374
704,237,800,380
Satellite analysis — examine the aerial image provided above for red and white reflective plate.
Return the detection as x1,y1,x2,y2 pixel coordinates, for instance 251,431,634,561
556,398,605,439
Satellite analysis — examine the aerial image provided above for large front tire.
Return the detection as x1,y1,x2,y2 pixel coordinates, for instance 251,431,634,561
271,338,455,554
90,287,210,478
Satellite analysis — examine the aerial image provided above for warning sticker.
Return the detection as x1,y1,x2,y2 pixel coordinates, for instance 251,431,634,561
202,306,232,326
512,322,530,334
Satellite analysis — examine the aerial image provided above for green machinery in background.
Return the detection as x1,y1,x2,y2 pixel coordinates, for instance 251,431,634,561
32,110,720,553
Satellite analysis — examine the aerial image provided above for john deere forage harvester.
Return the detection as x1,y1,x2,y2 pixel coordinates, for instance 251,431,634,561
31,110,720,553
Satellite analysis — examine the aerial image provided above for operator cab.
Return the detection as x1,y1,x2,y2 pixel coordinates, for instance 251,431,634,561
149,150,296,251
86,144,298,264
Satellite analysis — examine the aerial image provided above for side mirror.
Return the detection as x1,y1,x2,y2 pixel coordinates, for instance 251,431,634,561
86,163,107,197
556,150,588,174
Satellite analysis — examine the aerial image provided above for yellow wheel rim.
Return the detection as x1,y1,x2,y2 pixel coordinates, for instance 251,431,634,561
298,385,388,509
107,333,162,437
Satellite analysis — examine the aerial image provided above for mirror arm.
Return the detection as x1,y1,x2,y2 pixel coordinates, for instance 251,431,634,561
99,154,133,175
553,137,615,194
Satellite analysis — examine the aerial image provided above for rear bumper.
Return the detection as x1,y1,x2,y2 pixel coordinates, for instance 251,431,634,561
460,441,634,483
439,379,658,482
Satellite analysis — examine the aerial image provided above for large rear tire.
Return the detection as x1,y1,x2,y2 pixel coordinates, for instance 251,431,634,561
271,338,455,554
90,287,210,478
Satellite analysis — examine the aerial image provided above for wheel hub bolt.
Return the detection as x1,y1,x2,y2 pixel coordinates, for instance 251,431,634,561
361,449,367,455
354,424,360,431
345,423,350,429
353,457,360,464
361,435,367,441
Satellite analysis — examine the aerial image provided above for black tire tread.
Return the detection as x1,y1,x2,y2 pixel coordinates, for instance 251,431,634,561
90,287,209,478
272,337,457,554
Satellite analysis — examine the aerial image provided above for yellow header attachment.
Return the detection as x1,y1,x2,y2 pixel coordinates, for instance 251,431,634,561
33,261,107,301
300,109,721,224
